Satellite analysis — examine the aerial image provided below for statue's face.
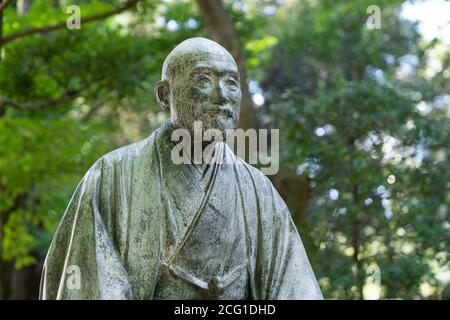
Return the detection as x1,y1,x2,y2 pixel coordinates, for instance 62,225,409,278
168,50,241,135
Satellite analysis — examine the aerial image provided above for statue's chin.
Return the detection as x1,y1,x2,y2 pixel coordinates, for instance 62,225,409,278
211,115,238,130
172,116,238,142
190,116,237,133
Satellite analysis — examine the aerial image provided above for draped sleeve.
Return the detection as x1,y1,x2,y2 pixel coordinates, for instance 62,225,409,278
249,170,323,300
39,158,132,300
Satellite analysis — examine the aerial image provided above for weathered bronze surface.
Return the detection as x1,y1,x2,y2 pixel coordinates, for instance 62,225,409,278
40,38,323,300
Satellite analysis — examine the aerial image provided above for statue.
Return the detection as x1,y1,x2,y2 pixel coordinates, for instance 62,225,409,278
39,37,323,300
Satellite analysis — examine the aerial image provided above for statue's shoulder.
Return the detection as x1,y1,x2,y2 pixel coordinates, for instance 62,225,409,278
234,159,290,216
79,130,160,184
234,157,275,193
99,130,158,166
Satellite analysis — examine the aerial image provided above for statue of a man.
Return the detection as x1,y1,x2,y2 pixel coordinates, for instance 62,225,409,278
40,37,323,300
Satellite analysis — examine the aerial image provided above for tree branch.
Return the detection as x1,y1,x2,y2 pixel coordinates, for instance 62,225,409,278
0,92,79,111
0,0,13,14
81,100,106,122
0,0,139,46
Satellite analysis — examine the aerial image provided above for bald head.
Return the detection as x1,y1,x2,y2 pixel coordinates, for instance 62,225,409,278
161,37,237,82
155,37,241,135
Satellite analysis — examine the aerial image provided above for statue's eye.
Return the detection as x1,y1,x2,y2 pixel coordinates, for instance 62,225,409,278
196,76,212,86
226,79,238,87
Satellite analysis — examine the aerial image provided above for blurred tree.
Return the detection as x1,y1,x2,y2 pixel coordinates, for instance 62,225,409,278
258,0,449,299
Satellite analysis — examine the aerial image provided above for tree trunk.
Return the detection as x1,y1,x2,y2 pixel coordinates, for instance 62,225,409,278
0,1,31,300
351,221,365,299
351,183,365,299
0,211,4,299
10,259,43,299
16,0,33,15
271,174,310,226
0,1,4,299
0,0,3,56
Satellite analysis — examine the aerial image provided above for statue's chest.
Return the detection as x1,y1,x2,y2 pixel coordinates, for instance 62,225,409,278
155,166,249,299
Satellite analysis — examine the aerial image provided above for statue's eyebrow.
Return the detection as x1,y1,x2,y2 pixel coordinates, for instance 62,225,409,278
190,66,240,80
225,71,240,80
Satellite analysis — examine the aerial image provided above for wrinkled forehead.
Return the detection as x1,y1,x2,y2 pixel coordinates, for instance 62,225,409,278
162,47,238,81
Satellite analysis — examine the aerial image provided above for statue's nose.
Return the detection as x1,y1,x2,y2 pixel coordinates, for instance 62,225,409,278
210,80,227,105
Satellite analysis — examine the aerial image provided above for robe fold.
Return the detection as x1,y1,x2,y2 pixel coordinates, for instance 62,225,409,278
40,120,323,300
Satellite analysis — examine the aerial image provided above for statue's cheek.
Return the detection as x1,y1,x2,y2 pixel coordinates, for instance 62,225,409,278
228,91,242,106
189,86,212,101
233,92,242,102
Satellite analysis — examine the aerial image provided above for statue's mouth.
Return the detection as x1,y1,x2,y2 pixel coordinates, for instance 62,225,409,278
206,108,233,118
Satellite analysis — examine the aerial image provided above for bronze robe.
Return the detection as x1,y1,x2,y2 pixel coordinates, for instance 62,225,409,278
40,121,322,300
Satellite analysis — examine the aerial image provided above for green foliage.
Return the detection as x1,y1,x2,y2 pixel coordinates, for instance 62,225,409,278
0,0,447,300
260,0,449,299
0,0,167,271
0,0,205,277
0,115,111,267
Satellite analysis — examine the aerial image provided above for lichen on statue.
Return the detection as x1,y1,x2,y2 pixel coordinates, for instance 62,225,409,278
39,37,323,300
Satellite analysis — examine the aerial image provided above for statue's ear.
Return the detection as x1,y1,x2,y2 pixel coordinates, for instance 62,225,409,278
154,80,170,113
